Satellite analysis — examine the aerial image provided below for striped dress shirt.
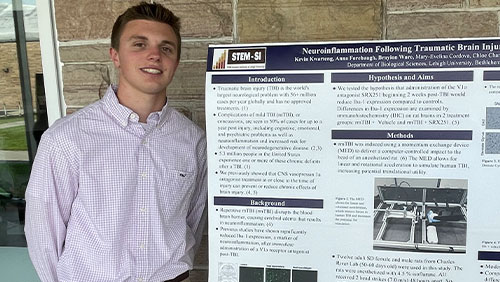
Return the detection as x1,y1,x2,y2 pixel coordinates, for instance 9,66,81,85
25,86,207,282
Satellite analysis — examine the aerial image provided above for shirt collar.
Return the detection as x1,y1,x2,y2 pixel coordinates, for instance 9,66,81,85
156,99,171,128
102,85,171,128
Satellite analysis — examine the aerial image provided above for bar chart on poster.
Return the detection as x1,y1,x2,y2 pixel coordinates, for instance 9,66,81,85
205,38,500,282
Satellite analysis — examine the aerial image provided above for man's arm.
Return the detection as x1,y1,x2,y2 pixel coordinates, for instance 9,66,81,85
24,132,78,281
186,136,208,258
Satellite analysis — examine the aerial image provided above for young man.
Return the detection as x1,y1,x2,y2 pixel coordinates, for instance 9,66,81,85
25,2,207,282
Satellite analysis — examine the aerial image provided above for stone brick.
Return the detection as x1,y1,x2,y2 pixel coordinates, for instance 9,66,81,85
55,0,232,42
0,42,42,109
387,0,463,11
62,63,111,87
182,40,232,61
470,0,500,7
237,0,382,43
387,12,498,39
63,87,102,109
0,43,23,109
156,0,233,38
62,63,112,107
167,61,206,100
54,0,143,41
60,44,111,63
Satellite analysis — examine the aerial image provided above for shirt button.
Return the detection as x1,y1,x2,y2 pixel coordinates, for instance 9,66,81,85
130,113,138,120
138,278,143,282
140,207,147,213
139,243,145,249
141,139,147,145
140,172,147,178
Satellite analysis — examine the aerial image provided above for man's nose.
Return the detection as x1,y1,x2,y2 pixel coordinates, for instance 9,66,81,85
148,47,161,61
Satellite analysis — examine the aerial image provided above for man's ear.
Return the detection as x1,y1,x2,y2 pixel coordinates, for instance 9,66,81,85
110,47,120,68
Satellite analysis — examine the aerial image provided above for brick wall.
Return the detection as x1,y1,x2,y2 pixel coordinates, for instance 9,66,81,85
0,42,42,109
52,0,500,281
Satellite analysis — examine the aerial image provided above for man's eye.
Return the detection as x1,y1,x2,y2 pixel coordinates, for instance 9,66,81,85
162,46,173,53
134,42,145,47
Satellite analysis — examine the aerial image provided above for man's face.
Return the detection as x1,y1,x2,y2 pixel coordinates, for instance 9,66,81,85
110,19,179,97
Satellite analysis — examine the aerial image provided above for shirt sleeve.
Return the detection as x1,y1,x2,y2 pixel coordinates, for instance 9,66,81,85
24,132,78,282
186,135,208,258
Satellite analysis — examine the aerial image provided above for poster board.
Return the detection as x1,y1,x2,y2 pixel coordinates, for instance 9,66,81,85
205,38,500,282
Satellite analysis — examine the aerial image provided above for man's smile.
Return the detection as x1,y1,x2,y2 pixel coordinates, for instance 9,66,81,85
141,67,163,74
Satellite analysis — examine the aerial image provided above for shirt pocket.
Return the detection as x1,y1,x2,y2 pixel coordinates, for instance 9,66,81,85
157,169,195,221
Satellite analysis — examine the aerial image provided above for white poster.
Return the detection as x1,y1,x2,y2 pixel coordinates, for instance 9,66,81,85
205,38,500,282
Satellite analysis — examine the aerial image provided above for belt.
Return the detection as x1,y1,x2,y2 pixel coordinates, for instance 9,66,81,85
164,271,189,282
